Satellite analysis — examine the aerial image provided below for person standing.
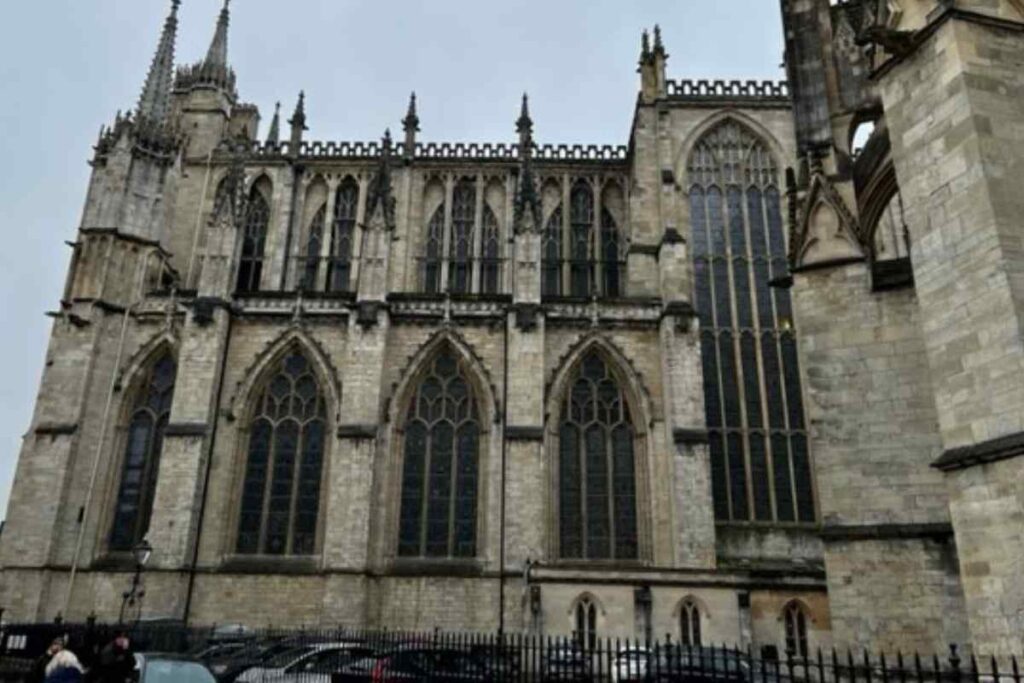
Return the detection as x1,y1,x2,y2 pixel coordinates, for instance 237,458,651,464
88,633,135,683
42,650,84,683
29,638,65,683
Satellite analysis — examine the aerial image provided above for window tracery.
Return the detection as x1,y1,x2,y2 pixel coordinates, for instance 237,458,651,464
328,178,358,292
680,599,702,647
574,597,599,650
237,185,270,293
688,120,815,524
783,601,809,658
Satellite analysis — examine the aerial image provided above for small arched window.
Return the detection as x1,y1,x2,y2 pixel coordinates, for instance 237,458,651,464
424,205,445,295
574,597,598,651
559,352,638,560
680,599,702,647
110,352,177,551
328,179,358,292
449,180,476,295
301,205,326,291
783,601,809,659
481,206,501,295
543,206,563,298
236,350,326,556
397,348,481,558
569,182,594,298
237,186,270,293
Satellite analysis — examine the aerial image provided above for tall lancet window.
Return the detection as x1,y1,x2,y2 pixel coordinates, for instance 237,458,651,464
237,350,326,556
601,208,622,298
688,120,815,524
424,205,445,295
449,180,475,295
558,352,638,560
481,207,501,295
398,348,481,559
110,353,177,551
328,178,358,292
302,206,326,291
543,206,563,297
237,185,270,293
569,182,595,298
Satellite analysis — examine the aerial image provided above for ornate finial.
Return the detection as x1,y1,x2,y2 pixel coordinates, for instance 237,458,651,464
403,92,420,133
516,92,533,137
366,129,396,229
640,29,651,60
266,102,281,145
383,128,393,151
136,0,181,123
204,0,231,68
289,91,308,130
654,25,664,53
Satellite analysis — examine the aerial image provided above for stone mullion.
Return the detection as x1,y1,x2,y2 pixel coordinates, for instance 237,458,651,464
287,173,310,291
561,175,572,296
350,174,370,294
440,176,455,294
593,177,604,297
471,176,484,294
318,177,340,293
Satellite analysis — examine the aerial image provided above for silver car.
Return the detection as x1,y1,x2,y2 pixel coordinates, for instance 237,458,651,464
235,642,371,683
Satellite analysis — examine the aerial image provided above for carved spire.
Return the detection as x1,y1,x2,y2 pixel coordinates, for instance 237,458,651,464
289,91,308,151
403,92,419,160
137,0,180,124
204,0,230,68
513,94,542,234
266,102,281,145
639,28,652,64
653,24,667,58
366,130,396,229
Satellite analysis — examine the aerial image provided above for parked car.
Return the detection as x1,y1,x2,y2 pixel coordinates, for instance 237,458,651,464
648,645,753,683
236,642,370,683
613,646,651,683
335,646,489,683
542,645,594,682
135,653,218,683
211,639,308,682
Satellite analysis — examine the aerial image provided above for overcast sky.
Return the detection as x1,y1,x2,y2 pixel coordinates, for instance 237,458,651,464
0,1,784,515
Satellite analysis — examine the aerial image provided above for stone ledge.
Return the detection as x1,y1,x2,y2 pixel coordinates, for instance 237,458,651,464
387,559,484,578
34,423,78,437
337,424,378,440
820,523,954,542
164,422,209,437
673,428,709,445
219,555,321,575
933,431,1024,472
505,426,545,441
790,256,865,275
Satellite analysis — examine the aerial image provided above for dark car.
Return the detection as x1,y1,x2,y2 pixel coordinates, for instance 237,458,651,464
135,653,218,683
542,646,594,683
334,646,488,683
210,639,308,682
647,646,753,683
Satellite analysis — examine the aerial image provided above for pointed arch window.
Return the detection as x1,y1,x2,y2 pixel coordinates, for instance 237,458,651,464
328,179,358,292
481,206,501,295
574,597,598,651
398,348,481,558
569,182,594,298
680,599,702,647
110,353,177,551
424,205,445,295
688,120,815,525
601,208,622,298
237,186,270,293
301,205,326,291
542,206,563,298
449,180,475,295
559,352,638,560
783,602,809,658
236,350,326,556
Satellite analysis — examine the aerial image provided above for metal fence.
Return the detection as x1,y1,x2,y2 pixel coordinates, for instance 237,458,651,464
1,621,1021,683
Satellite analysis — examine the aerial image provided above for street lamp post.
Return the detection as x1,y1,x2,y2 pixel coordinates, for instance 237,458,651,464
119,539,153,625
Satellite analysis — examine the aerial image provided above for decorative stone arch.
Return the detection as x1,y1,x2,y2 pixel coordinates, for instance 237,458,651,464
544,333,655,562
567,592,606,647
379,328,500,562
227,325,342,425
675,110,788,187
673,594,710,645
114,330,180,394
779,598,813,657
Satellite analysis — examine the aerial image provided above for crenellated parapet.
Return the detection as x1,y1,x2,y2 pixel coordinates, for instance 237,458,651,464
666,79,790,102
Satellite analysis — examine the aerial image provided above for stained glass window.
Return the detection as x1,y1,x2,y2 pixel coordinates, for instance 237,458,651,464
236,350,326,556
110,353,177,551
688,120,815,524
398,348,480,558
784,602,809,658
680,600,702,647
570,182,594,298
327,179,358,292
424,205,445,294
301,205,326,291
449,180,475,295
237,187,270,293
602,208,621,298
559,352,638,560
543,207,563,298
481,207,501,295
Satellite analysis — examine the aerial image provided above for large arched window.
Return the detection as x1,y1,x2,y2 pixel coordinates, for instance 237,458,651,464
110,352,177,551
398,348,481,558
558,352,638,560
542,206,564,298
236,350,326,556
328,178,358,292
237,185,270,293
424,204,445,295
301,205,326,291
449,180,475,295
688,120,815,524
783,601,809,658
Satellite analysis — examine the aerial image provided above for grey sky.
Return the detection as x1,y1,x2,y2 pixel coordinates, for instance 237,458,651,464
0,0,784,515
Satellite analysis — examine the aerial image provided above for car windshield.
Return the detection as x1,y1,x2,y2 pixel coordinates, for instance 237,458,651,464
263,645,315,668
142,659,215,683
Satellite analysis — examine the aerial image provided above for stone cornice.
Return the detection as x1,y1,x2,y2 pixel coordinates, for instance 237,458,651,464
933,430,1024,472
820,522,954,542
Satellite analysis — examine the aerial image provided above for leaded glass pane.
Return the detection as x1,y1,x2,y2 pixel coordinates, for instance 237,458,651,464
235,350,326,555
602,209,621,298
110,353,177,552
559,352,638,560
570,183,594,297
449,181,475,294
481,207,501,295
424,206,444,294
398,348,480,558
302,206,326,290
543,207,562,297
237,189,269,293
688,120,813,524
328,179,358,292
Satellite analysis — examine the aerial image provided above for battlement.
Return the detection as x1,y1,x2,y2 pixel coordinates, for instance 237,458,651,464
666,79,790,101
237,140,630,164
